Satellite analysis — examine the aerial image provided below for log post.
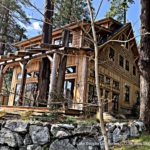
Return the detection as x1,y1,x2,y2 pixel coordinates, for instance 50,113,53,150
48,53,59,107
0,65,5,105
57,29,70,97
0,65,4,93
18,61,27,106
38,0,54,106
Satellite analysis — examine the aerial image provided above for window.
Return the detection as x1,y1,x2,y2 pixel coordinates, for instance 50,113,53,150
64,79,75,100
133,66,136,76
113,80,120,90
54,37,62,45
66,66,76,74
26,73,32,78
109,47,115,61
53,34,73,46
33,72,39,78
119,55,124,67
125,85,130,102
88,84,97,103
24,83,38,106
105,77,111,85
125,60,129,71
99,74,104,84
68,34,73,47
17,74,22,79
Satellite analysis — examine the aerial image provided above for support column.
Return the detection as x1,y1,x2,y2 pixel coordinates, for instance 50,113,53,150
18,61,27,106
0,65,4,105
48,53,59,106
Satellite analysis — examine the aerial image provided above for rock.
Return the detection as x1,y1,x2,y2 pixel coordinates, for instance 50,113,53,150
77,137,100,150
134,121,145,132
119,123,128,132
0,128,23,147
0,146,11,150
24,134,33,145
19,147,27,150
98,136,105,150
5,120,29,133
113,127,121,143
49,139,77,150
29,125,50,145
121,129,130,141
106,123,116,132
129,124,140,137
51,124,73,137
74,125,100,135
27,145,43,150
55,130,69,138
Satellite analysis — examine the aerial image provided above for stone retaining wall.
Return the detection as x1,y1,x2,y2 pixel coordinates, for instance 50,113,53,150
0,120,145,150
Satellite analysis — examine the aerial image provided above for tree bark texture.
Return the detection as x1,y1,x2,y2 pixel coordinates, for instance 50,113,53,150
139,0,150,132
38,0,54,105
57,29,70,96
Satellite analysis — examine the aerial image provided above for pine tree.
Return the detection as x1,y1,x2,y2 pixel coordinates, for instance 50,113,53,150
106,0,134,24
139,0,150,133
54,0,90,27
0,0,30,55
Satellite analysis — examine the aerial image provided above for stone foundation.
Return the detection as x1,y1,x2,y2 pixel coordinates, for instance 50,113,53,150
0,120,145,150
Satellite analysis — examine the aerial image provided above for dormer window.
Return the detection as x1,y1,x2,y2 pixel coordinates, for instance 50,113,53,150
109,47,115,61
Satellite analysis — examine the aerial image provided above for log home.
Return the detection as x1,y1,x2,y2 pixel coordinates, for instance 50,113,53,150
0,18,140,114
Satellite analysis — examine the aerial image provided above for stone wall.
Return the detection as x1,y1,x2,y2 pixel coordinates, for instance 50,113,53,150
0,120,145,150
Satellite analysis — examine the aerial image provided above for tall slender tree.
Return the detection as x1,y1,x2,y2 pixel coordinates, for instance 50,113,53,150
106,0,134,24
139,0,150,133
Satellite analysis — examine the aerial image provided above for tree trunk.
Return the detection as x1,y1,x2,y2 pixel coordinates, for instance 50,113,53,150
48,53,59,107
18,62,27,106
38,0,54,105
87,0,109,149
139,0,150,132
57,29,70,97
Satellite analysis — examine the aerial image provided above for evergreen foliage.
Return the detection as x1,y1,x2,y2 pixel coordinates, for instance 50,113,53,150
106,0,134,23
0,0,30,54
53,0,91,27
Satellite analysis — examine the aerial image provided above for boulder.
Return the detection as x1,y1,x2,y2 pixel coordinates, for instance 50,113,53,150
5,120,29,133
49,139,77,150
74,125,100,135
51,124,73,137
29,125,50,145
24,134,33,145
113,127,121,143
129,124,140,137
27,145,43,150
77,137,100,150
0,146,12,150
0,128,23,147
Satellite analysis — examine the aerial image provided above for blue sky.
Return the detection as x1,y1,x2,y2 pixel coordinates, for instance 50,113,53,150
24,0,140,40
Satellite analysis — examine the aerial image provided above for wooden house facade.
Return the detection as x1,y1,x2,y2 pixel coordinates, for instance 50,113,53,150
0,18,140,114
